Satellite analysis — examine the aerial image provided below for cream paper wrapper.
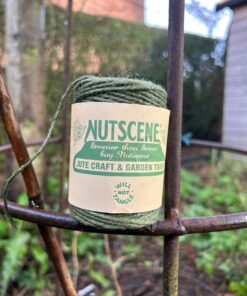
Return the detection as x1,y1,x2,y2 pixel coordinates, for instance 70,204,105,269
68,102,170,213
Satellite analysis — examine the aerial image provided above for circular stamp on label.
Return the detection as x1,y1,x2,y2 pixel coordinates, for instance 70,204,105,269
113,182,134,205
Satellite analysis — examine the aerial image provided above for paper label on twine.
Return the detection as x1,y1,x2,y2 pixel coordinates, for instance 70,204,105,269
68,102,170,213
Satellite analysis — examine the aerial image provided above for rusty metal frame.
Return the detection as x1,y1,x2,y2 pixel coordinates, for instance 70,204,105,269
0,1,247,295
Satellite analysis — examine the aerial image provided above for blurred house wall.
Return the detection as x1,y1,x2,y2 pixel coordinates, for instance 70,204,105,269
48,0,144,23
221,3,247,149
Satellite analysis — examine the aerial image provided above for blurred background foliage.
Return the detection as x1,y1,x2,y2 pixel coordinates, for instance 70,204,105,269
0,3,225,141
45,5,225,141
1,160,246,295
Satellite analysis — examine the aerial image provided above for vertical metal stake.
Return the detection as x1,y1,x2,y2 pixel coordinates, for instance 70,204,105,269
164,1,185,295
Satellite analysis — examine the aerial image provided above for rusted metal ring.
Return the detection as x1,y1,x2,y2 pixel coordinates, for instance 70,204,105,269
190,139,247,155
0,137,62,154
1,139,246,155
1,199,246,236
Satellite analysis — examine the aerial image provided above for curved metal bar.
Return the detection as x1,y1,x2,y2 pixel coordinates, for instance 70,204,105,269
0,199,181,235
182,213,247,234
190,139,247,155
1,199,246,236
1,138,246,155
0,137,62,153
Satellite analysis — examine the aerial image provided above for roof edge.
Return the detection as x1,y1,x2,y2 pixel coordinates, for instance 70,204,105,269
216,0,247,11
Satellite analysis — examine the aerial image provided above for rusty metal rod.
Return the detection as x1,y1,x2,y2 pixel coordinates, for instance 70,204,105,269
1,199,246,235
0,137,62,153
1,138,246,155
164,1,185,295
0,75,76,296
190,139,247,155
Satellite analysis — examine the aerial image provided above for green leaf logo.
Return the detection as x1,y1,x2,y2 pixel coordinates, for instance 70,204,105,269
73,119,87,145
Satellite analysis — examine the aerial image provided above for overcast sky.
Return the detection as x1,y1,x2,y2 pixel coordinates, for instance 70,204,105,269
145,0,232,39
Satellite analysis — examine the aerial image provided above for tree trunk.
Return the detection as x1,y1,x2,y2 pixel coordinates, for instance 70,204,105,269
5,0,46,195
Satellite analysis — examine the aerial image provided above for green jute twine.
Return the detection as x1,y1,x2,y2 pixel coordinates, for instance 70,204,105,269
2,75,167,230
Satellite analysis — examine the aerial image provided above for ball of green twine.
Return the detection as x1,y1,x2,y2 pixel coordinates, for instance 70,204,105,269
1,75,167,230
69,76,167,230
